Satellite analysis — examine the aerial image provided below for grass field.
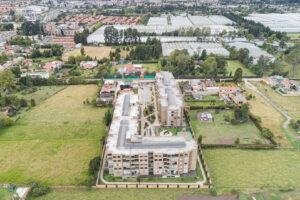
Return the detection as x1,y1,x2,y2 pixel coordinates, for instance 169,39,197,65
186,101,226,108
0,85,107,185
142,63,161,73
188,110,264,144
0,188,10,200
14,86,67,105
252,82,300,120
227,60,255,76
204,149,300,189
62,46,112,61
287,33,300,40
32,188,207,200
243,85,290,146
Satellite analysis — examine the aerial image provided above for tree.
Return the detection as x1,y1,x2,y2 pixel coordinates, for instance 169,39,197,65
246,33,255,41
261,128,274,139
202,56,217,79
200,49,207,60
30,99,36,107
197,135,202,146
28,183,49,198
241,104,249,122
104,109,112,126
89,156,101,177
20,98,28,107
136,175,141,183
287,44,300,76
233,68,243,83
10,66,21,78
80,47,85,56
234,137,240,144
0,70,15,90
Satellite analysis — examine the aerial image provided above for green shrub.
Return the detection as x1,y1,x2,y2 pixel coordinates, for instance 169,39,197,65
20,98,28,107
28,183,50,198
261,128,274,139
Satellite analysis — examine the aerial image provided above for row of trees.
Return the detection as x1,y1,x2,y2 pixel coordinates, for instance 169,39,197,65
0,23,13,31
30,45,63,58
7,36,35,47
104,26,141,46
74,29,89,45
19,21,44,36
127,38,161,60
163,49,227,78
162,27,212,37
224,13,286,40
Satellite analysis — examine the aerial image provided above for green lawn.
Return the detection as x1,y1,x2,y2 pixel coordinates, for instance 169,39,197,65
186,101,226,108
188,110,264,144
32,188,208,200
142,63,161,73
0,188,11,200
287,33,300,41
14,86,67,105
204,149,300,189
252,82,300,119
227,60,255,76
0,85,107,185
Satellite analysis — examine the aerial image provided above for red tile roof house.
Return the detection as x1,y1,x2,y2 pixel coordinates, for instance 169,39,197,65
23,59,33,66
219,86,237,94
124,64,144,76
43,61,64,71
80,61,98,70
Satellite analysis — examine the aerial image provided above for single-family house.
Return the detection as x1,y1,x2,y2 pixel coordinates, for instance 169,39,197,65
80,61,98,70
43,61,64,71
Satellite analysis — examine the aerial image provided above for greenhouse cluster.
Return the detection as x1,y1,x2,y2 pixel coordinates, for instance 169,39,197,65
245,13,300,33
226,41,275,64
162,42,230,57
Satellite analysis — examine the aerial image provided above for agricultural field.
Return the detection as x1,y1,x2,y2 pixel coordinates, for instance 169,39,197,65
188,110,264,144
226,60,255,76
243,85,290,146
62,46,112,61
252,82,300,119
203,149,300,189
0,85,107,185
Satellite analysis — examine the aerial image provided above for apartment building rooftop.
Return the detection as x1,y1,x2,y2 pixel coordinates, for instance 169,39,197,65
156,71,184,108
106,92,196,155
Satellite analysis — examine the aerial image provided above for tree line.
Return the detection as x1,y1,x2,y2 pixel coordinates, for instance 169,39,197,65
162,49,228,78
0,23,13,31
19,21,44,36
224,13,286,40
127,38,161,60
104,26,141,46
7,36,35,47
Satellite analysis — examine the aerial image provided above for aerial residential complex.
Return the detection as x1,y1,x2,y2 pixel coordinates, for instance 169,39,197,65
105,83,197,178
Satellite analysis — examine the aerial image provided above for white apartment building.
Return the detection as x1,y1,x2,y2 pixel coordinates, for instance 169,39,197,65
105,92,197,178
156,72,185,127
